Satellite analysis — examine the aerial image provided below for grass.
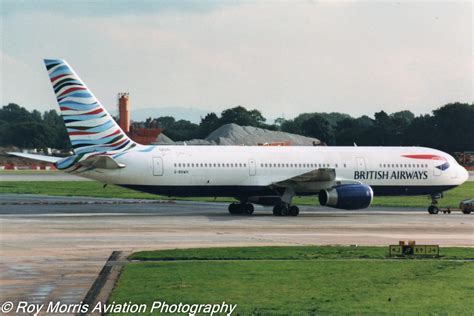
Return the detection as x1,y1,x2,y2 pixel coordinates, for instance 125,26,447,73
110,246,474,315
130,246,474,261
0,180,472,208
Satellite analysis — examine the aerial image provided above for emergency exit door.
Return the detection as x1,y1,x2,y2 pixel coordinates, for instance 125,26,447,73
153,157,163,176
248,159,256,176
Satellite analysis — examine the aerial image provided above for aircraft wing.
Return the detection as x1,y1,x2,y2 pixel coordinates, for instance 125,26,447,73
273,168,361,192
276,168,336,186
272,168,336,192
8,152,62,163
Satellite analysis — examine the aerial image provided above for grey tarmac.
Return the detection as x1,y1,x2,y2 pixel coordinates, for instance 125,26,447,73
0,194,473,309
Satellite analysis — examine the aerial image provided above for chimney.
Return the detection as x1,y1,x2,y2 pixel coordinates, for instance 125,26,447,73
118,92,130,133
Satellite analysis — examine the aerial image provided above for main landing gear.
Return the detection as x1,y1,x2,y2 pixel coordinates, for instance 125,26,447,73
273,203,299,216
227,202,300,216
228,202,254,215
427,193,442,214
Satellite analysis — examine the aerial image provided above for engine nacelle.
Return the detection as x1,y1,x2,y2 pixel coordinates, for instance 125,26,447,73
319,184,373,210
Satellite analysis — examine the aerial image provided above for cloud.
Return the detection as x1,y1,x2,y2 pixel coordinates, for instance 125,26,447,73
1,1,472,119
1,0,230,17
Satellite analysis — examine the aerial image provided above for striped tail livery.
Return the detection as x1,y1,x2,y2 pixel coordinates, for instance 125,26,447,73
44,59,136,159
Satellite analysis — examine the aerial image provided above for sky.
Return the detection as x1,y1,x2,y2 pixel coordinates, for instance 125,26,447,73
1,0,472,122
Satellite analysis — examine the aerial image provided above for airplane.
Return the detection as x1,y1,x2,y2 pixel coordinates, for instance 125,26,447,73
9,59,469,216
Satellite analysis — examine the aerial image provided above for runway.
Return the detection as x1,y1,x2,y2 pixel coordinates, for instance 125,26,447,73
1,194,473,307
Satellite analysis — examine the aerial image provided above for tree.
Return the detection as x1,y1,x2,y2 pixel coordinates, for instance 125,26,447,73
164,120,200,141
391,110,415,124
154,116,176,130
301,114,334,144
430,103,474,152
199,112,220,138
220,106,266,127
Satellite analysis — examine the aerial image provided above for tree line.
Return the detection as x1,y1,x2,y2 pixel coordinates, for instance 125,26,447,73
1,102,472,154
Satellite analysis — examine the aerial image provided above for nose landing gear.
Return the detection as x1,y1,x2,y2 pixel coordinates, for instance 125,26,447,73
428,193,442,214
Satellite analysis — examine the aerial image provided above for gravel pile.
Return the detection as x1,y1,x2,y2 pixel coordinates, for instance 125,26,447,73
156,123,320,146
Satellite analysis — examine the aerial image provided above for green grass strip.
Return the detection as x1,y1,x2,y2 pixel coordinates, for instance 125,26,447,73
110,246,474,315
0,181,472,208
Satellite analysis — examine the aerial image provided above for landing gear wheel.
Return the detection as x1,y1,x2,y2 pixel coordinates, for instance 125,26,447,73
428,205,439,214
273,205,282,216
289,205,299,216
280,205,289,216
244,203,254,215
462,206,471,214
428,193,442,215
228,203,242,215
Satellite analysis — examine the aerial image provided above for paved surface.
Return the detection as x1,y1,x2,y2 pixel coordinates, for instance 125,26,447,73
0,194,473,309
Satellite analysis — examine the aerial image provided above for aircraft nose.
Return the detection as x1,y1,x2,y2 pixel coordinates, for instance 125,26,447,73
459,166,469,183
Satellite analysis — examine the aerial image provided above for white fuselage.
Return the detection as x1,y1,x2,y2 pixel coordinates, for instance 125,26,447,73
75,145,468,198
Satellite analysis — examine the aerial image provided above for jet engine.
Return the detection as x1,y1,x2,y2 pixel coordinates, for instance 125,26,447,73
319,184,373,210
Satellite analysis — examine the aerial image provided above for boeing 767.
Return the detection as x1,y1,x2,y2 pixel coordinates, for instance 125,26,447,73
10,59,469,216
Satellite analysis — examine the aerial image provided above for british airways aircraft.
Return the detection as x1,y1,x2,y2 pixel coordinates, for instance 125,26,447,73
10,59,469,216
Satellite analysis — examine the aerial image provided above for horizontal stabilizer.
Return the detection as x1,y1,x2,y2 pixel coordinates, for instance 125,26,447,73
8,152,62,163
78,155,125,169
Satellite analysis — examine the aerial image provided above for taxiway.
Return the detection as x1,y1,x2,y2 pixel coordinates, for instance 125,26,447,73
1,194,473,308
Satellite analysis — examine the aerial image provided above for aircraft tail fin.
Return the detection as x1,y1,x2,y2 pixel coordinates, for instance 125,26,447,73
43,59,137,156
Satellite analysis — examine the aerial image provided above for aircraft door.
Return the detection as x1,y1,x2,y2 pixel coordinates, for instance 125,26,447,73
249,159,256,176
152,157,163,176
356,157,366,171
